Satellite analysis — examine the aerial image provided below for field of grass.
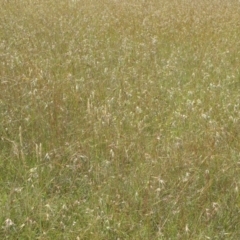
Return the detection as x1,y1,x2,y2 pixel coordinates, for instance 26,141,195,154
1,0,240,239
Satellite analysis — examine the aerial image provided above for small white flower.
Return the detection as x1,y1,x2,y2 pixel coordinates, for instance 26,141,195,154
136,106,142,114
4,219,14,228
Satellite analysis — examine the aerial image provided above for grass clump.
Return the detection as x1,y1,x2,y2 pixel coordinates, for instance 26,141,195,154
1,0,240,239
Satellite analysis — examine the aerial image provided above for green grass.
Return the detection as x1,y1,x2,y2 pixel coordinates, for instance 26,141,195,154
1,0,240,239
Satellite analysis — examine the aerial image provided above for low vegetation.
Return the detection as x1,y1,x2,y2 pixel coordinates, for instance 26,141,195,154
1,0,240,239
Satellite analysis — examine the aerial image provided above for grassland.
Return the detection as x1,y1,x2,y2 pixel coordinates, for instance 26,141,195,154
1,0,240,239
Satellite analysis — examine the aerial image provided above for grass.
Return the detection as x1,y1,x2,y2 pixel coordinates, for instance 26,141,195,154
1,0,240,239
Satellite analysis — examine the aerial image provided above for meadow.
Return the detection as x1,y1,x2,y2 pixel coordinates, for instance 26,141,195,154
1,0,240,239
